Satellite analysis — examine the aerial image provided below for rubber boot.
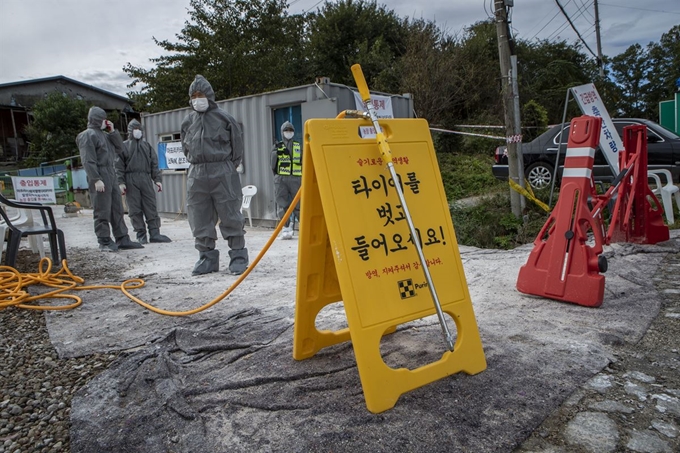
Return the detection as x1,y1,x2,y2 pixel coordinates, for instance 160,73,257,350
98,238,118,252
281,226,293,240
116,235,144,250
192,249,219,275
149,229,172,243
228,248,249,275
136,231,148,244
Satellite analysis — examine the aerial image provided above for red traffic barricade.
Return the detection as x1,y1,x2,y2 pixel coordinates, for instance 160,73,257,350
517,116,607,307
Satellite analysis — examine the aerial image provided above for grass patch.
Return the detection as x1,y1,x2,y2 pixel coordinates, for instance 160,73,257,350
450,192,548,249
437,153,505,200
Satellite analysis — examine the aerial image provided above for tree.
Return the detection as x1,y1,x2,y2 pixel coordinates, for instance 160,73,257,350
646,25,680,119
517,39,598,123
397,18,463,126
124,0,306,112
23,92,89,167
609,43,651,118
305,0,407,92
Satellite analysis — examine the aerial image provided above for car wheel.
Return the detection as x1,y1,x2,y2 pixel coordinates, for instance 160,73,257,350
525,162,554,190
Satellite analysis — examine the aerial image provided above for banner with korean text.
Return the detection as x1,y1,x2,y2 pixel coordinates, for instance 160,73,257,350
571,83,623,174
11,176,56,203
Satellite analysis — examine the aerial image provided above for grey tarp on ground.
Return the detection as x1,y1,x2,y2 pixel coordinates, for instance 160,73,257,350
45,211,678,452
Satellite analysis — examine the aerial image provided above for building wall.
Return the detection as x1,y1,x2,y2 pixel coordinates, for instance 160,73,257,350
142,82,414,224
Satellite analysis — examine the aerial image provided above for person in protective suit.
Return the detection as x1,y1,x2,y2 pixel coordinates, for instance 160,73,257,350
76,106,144,252
118,119,172,244
270,121,301,240
180,75,248,275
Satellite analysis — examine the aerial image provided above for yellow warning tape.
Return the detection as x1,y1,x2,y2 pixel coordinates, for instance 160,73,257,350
508,179,551,213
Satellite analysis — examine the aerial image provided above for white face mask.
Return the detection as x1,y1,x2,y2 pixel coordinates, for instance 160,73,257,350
101,120,108,130
192,97,209,112
132,129,143,139
283,131,294,140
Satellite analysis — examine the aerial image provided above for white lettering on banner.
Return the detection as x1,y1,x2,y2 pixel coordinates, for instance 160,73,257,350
165,141,189,169
571,83,622,174
11,176,56,204
353,92,395,119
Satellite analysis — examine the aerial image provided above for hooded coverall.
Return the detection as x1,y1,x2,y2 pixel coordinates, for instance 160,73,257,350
119,119,171,243
180,75,247,275
76,106,141,250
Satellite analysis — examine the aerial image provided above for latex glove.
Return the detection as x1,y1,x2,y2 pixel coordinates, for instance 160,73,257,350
155,182,162,192
95,180,105,192
105,120,114,133
119,184,127,195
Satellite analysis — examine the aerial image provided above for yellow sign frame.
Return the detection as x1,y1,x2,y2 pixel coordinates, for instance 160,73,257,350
293,118,486,413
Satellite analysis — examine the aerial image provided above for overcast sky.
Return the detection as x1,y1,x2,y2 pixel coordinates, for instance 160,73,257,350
1,0,678,97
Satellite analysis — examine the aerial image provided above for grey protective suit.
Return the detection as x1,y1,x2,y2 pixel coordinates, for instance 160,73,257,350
270,121,302,228
180,75,247,275
76,107,141,250
119,119,171,243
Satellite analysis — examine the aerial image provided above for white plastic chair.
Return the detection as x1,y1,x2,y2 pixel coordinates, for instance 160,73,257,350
241,185,257,228
648,169,680,224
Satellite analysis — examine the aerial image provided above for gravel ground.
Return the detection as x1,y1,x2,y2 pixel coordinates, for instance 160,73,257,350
0,248,125,453
1,243,678,453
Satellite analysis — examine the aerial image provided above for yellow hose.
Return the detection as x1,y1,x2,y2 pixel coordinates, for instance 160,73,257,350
0,189,301,316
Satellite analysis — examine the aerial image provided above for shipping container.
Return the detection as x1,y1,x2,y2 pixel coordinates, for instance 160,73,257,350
142,79,414,226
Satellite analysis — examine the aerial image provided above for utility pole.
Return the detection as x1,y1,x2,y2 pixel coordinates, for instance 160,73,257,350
494,0,524,217
594,0,604,78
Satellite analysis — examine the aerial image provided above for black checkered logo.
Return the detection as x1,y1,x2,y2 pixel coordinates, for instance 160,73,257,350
398,279,416,299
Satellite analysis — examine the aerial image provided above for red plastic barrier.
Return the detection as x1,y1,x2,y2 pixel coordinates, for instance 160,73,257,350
608,125,669,244
517,116,606,307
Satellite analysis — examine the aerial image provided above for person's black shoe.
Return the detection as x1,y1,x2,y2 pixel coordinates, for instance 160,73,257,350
228,248,249,275
192,249,219,275
116,236,144,249
149,231,172,243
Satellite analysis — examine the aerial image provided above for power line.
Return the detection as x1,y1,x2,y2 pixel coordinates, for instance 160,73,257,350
553,0,598,58
598,2,680,15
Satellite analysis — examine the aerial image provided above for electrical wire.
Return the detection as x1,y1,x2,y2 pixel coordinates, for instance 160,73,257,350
554,0,598,57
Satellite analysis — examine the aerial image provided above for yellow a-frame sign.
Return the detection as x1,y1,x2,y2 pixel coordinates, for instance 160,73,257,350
293,118,486,413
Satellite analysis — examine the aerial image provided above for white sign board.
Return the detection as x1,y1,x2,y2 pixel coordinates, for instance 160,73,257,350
571,83,622,174
353,93,395,119
11,176,56,204
164,141,189,169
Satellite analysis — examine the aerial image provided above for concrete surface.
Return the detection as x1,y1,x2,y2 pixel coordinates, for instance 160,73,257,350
36,208,679,452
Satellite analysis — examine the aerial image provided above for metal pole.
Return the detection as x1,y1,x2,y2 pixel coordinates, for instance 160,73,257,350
549,89,573,207
351,64,455,351
65,160,75,203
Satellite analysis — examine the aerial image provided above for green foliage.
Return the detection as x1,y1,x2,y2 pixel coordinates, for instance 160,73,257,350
449,191,549,249
306,0,407,92
124,0,306,112
397,18,464,126
522,100,548,142
436,153,504,200
23,92,89,167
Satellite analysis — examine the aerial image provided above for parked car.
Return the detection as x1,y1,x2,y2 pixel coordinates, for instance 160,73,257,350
492,118,680,190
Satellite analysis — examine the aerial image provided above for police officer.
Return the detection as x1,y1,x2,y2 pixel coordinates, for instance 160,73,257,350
270,121,301,240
